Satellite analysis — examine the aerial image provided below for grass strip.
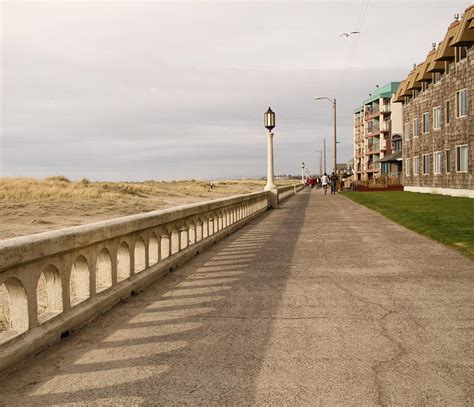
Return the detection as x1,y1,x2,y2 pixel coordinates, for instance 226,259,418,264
344,191,474,260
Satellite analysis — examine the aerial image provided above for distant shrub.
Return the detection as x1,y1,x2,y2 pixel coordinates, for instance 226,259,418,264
44,175,71,183
78,178,90,185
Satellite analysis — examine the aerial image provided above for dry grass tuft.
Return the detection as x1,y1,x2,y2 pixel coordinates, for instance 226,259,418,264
0,177,293,202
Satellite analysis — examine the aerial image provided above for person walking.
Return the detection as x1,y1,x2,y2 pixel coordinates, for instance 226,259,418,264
330,172,338,195
321,173,329,195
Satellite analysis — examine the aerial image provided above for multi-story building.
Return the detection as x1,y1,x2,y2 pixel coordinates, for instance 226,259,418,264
393,6,473,198
353,82,402,181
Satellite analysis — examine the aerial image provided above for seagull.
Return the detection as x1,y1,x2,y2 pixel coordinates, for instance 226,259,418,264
340,31,360,37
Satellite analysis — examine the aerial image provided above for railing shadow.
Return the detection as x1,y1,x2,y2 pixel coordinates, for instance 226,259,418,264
0,191,311,405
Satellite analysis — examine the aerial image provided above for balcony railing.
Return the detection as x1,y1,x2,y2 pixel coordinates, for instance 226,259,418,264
365,106,380,116
367,123,380,134
381,121,391,132
380,103,391,113
367,142,380,152
366,163,381,171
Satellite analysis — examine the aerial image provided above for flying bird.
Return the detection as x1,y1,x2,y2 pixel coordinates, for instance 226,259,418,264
340,31,360,37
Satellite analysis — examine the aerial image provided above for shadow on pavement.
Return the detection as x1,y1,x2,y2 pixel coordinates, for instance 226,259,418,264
0,191,311,405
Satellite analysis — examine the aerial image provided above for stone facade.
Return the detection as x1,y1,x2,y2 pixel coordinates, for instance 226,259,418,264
395,8,474,197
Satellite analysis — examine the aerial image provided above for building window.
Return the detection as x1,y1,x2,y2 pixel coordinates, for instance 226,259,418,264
455,46,468,63
423,154,430,175
434,151,442,175
432,72,441,84
445,61,450,74
446,149,451,174
414,156,420,176
422,112,430,134
413,118,420,137
456,89,468,118
446,100,450,124
405,158,411,177
393,139,402,152
456,145,468,172
433,106,442,130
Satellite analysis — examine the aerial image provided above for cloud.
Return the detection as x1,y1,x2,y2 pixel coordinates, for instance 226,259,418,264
1,0,469,179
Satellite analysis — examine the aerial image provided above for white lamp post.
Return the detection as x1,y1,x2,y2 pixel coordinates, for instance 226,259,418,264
301,162,305,184
264,107,278,208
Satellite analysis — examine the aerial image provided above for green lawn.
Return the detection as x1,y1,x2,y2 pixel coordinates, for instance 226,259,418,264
344,191,474,259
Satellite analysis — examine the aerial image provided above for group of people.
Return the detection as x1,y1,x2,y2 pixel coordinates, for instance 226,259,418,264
306,172,339,195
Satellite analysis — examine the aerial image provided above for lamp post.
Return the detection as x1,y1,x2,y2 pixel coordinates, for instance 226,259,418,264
264,107,278,208
301,162,305,184
314,97,337,173
323,138,327,174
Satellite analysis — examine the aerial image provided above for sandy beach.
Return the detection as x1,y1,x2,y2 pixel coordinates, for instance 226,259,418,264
0,177,296,240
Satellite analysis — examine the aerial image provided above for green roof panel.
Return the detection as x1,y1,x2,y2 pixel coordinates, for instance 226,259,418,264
362,82,401,105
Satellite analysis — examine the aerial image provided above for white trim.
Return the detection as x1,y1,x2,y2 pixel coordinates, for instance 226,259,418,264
456,144,468,173
434,151,442,175
422,112,430,134
433,106,441,130
413,118,420,138
446,148,451,174
445,100,451,125
404,186,474,199
413,155,420,176
456,89,468,118
422,153,430,175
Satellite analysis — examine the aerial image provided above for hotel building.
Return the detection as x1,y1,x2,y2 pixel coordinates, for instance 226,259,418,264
393,6,474,198
353,82,403,181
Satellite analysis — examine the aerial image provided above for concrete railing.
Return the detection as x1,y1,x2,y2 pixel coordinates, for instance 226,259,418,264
0,185,302,374
277,183,305,202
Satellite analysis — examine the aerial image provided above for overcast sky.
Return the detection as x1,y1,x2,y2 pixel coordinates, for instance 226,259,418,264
1,0,470,180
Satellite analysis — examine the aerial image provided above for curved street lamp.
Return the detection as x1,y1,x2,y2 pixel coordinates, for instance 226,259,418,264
314,96,337,173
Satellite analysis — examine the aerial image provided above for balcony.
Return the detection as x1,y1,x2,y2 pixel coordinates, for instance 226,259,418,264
366,142,380,153
381,121,391,133
366,123,380,135
366,163,381,172
364,105,380,120
380,103,391,113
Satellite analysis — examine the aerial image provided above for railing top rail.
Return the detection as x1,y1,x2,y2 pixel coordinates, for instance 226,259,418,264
0,190,267,271
277,184,301,192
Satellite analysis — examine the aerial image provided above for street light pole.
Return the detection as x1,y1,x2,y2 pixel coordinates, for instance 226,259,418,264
323,138,327,174
333,98,337,173
264,107,278,208
314,96,337,174
301,162,305,184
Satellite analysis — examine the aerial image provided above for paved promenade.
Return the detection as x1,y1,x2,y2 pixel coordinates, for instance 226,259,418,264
1,189,473,406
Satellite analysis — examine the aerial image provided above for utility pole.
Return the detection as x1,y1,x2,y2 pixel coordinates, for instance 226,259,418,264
333,98,337,173
323,138,327,174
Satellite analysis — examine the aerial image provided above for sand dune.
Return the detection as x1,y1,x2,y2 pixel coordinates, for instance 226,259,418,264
0,177,297,240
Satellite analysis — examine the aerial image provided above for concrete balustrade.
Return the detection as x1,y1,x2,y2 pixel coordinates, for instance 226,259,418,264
0,185,304,375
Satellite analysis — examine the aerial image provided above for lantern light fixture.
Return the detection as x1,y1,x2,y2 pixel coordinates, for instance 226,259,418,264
264,107,275,131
